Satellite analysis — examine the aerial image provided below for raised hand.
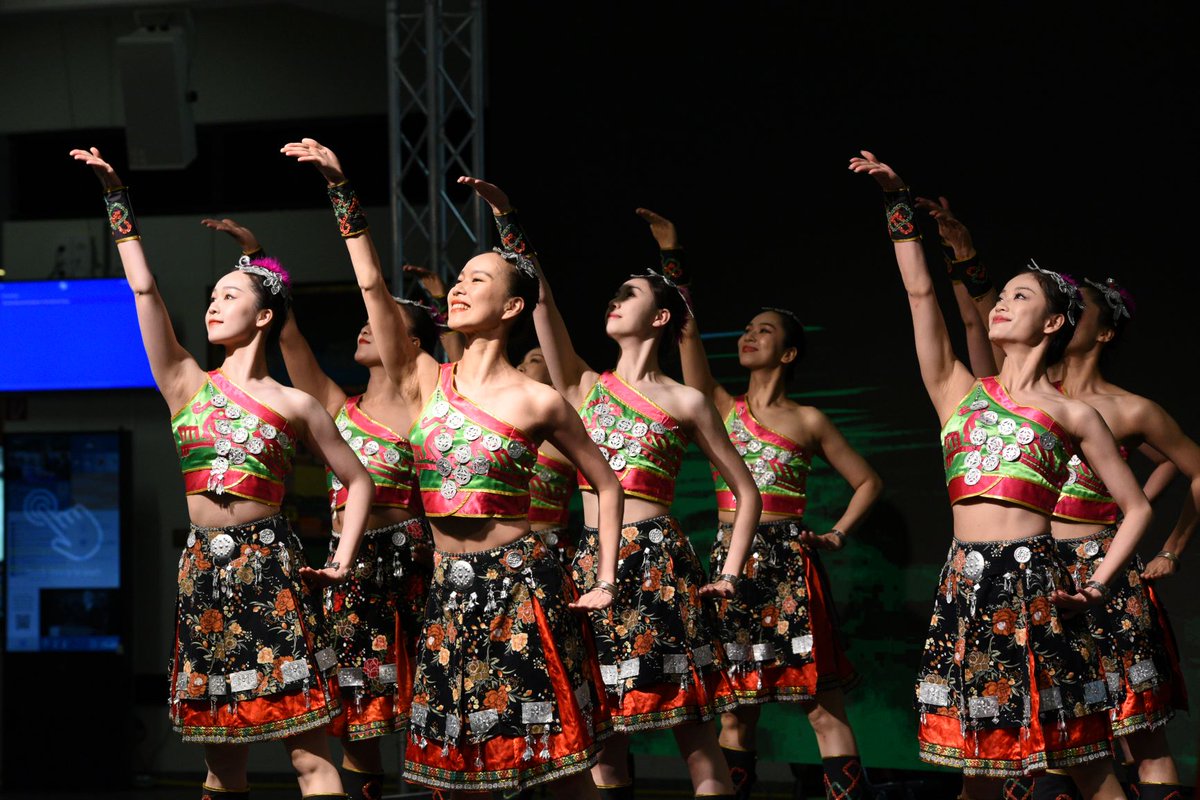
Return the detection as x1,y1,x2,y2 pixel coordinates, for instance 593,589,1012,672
200,217,261,253
457,175,511,215
915,196,975,257
698,578,737,599
69,146,123,190
568,587,614,612
848,149,905,191
280,138,346,185
403,264,447,298
635,207,680,250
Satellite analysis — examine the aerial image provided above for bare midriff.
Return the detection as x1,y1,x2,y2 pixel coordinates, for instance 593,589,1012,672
1049,517,1109,540
427,516,532,554
582,491,669,528
332,504,417,534
950,498,1053,541
186,493,281,528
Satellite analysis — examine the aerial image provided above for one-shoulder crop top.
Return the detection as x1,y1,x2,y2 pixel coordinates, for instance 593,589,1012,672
408,363,538,518
172,370,297,505
1047,382,1127,524
714,395,811,516
529,450,578,527
941,377,1072,514
327,394,422,515
577,371,690,505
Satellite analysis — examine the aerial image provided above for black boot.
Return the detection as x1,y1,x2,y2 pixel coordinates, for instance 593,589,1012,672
342,769,385,800
1135,784,1186,800
597,784,634,800
821,756,868,800
721,747,757,800
1031,770,1081,800
201,785,249,800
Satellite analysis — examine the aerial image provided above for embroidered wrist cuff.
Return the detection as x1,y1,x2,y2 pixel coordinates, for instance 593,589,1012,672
328,180,369,238
883,187,921,243
948,253,993,299
104,186,141,243
659,247,690,287
494,208,536,257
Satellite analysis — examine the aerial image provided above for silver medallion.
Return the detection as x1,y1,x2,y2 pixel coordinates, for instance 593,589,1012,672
392,530,407,547
986,436,1004,455
446,411,465,430
963,550,986,580
433,400,450,417
980,410,999,426
436,457,453,477
1083,540,1101,558
735,444,748,456
758,471,777,487
919,680,951,706
589,429,606,445
1065,471,1077,486
210,533,236,561
608,454,627,471
631,422,649,438
463,424,482,441
448,559,475,588
648,528,664,544
453,465,472,485
440,479,458,500
363,440,380,456
982,454,1000,471
229,668,258,693
337,417,349,432
454,444,473,464
260,424,277,440
245,436,264,455
242,414,259,430
277,432,290,449
761,445,778,461
349,436,365,451
997,418,1017,435
968,695,999,719
210,393,228,408
969,428,987,446
1002,444,1021,462
505,550,524,569
606,432,625,449
231,428,249,444
258,528,276,545
482,433,502,452
969,399,989,411
215,438,232,456
617,418,633,432
383,447,401,465
341,428,353,441
625,441,642,458
650,422,667,434
211,456,230,474
225,405,242,420
964,451,982,469
229,448,247,466
598,414,616,429
1016,426,1035,445
1013,546,1032,564
434,432,454,452
215,419,233,436
186,530,196,548
748,440,763,453
508,441,528,460
471,455,491,475
1068,454,1082,467
1039,432,1059,451
281,659,310,685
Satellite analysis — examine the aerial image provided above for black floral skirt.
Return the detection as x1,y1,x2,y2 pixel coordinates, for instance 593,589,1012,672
1055,525,1188,736
325,517,433,741
916,534,1115,777
534,525,577,566
404,531,605,792
169,515,341,743
710,519,859,705
573,514,734,732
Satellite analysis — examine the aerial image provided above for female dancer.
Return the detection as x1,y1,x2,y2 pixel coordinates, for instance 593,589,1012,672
850,150,1152,800
639,206,883,799
282,138,623,796
922,207,1198,800
71,147,375,800
463,179,763,798
519,346,581,564
200,218,442,800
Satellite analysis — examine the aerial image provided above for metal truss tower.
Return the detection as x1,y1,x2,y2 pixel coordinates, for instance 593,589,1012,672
386,0,487,294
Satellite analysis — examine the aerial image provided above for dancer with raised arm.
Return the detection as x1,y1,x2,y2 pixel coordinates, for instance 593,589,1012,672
641,208,882,800
850,150,1152,800
71,147,375,800
200,217,442,800
518,346,582,565
281,138,625,797
457,177,762,799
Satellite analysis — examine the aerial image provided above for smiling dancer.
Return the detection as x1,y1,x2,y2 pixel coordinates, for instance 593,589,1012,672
72,147,376,800
850,150,1153,800
282,138,626,797
201,218,443,800
917,204,1198,800
459,178,763,799
634,208,882,800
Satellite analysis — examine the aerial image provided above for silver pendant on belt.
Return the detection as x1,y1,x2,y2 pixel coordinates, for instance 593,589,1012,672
968,585,978,618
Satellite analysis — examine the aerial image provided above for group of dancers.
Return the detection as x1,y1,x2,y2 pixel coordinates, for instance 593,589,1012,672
67,141,1197,800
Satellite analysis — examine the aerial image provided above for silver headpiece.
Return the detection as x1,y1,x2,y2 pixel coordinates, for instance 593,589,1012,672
628,267,694,318
1083,277,1131,325
236,255,285,296
761,307,803,327
492,247,538,280
1026,258,1083,326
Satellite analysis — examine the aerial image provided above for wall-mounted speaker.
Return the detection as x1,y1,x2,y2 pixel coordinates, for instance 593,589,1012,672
116,27,196,170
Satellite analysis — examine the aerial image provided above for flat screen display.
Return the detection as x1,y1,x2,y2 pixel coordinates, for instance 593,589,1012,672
3,432,124,652
0,278,154,391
